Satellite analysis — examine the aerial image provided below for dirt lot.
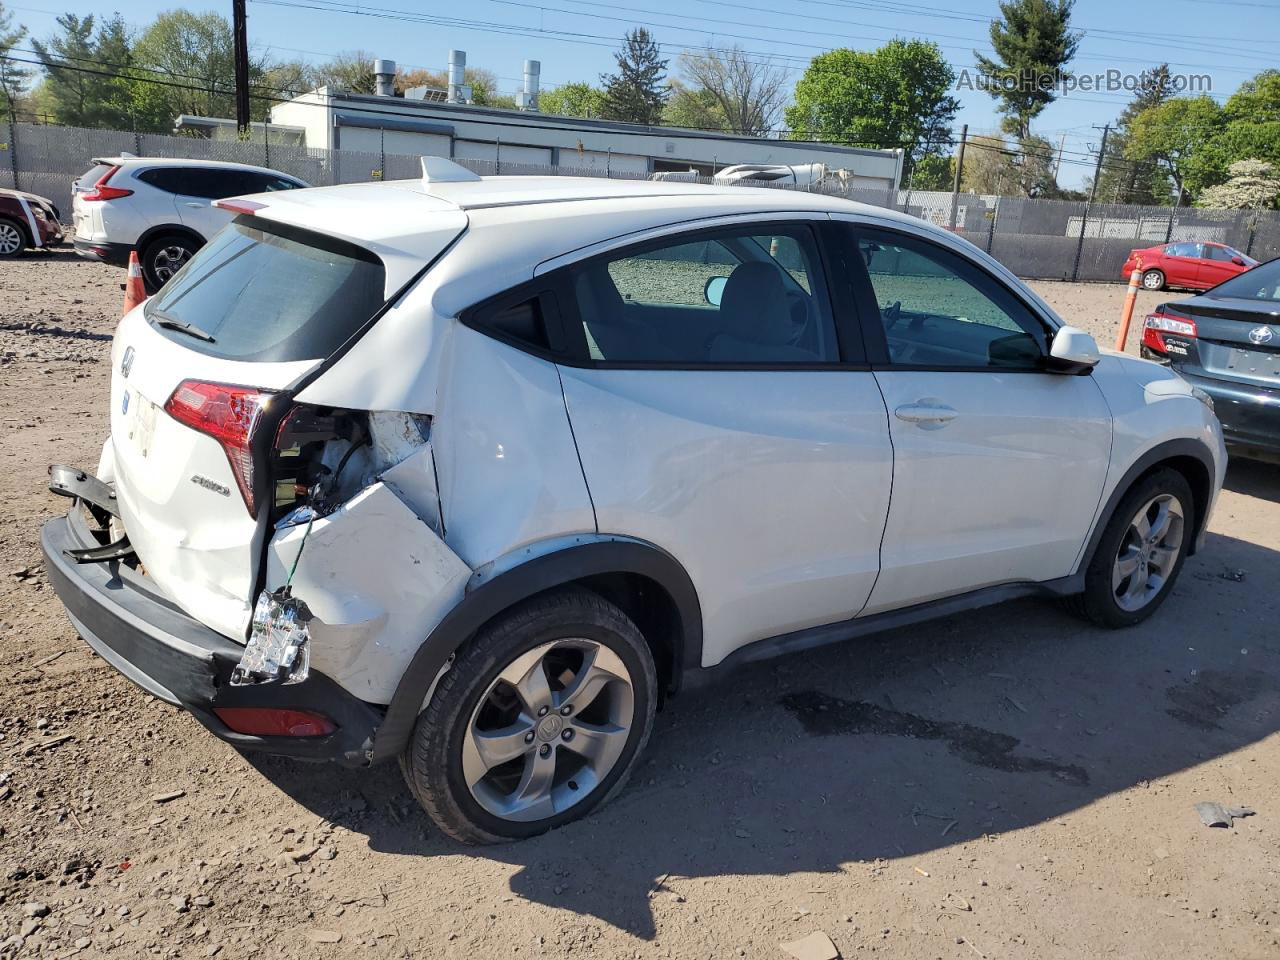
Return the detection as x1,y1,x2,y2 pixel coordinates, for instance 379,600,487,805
2,252,1279,960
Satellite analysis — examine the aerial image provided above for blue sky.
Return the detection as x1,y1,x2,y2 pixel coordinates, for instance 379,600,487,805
7,0,1276,187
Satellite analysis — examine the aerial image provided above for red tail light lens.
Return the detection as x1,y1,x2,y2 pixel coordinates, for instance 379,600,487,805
1142,312,1197,354
213,707,335,737
164,380,275,516
82,165,133,202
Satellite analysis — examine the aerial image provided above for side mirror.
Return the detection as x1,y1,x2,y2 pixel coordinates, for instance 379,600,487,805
704,275,728,307
1232,256,1245,266
1046,325,1101,374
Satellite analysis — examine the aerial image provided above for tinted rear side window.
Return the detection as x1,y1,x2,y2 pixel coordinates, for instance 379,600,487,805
145,219,386,362
137,168,189,194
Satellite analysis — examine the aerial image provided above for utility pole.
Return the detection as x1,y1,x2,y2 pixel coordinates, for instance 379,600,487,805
1054,133,1066,179
1086,124,1109,203
232,0,251,134
948,124,967,230
1072,124,1109,282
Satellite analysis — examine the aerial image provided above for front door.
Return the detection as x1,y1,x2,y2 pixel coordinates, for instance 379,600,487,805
834,220,1112,616
552,220,893,666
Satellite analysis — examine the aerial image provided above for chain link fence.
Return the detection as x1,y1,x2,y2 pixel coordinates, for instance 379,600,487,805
4,120,1278,282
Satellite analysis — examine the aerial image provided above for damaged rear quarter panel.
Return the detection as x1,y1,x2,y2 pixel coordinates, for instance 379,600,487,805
265,482,471,704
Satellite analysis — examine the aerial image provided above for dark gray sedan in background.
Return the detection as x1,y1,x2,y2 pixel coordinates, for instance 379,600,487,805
1142,258,1280,459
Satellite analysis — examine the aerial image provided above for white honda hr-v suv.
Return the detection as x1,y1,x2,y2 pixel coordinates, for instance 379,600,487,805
44,159,1225,843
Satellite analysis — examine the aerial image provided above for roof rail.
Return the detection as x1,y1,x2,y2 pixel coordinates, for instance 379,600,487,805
420,156,481,184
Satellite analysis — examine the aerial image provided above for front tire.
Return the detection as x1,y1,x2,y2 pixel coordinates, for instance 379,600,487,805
401,588,658,844
1066,468,1194,628
141,233,198,291
0,217,27,258
1141,269,1165,291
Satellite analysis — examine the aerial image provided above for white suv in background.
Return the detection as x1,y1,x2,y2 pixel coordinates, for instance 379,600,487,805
71,156,307,289
44,160,1225,844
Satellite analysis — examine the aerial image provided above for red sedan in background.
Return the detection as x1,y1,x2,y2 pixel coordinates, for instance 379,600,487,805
1122,241,1257,291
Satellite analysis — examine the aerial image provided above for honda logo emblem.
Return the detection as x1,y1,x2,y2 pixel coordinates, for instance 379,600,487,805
120,345,135,378
1248,325,1275,346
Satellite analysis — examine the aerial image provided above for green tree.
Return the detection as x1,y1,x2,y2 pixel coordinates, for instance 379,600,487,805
663,80,725,129
1126,96,1223,203
1093,63,1174,204
1194,70,1280,186
910,152,954,191
973,0,1080,140
31,14,135,128
676,45,785,136
600,27,668,125
540,81,607,118
786,39,957,180
0,1,29,115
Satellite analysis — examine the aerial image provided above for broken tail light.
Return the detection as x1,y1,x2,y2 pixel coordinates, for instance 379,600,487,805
231,586,312,686
81,165,133,202
1142,311,1197,355
164,380,276,516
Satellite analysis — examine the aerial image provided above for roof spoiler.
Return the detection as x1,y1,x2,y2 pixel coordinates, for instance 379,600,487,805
420,156,481,185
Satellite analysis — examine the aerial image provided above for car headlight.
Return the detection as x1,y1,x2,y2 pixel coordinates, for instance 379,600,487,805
32,206,47,220
1191,386,1215,413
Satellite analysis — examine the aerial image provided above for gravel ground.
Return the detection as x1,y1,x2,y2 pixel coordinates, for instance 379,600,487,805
2,251,1279,960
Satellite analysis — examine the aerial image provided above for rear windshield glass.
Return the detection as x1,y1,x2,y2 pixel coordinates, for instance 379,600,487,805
145,219,386,362
1206,258,1280,301
78,163,112,189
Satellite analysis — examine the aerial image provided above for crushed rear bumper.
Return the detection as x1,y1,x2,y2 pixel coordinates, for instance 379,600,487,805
41,504,382,766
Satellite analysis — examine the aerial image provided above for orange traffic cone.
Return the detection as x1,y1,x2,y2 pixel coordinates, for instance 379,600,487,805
122,250,146,315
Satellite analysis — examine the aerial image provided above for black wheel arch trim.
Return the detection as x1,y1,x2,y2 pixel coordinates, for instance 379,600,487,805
1077,436,1216,572
370,538,702,764
136,223,205,257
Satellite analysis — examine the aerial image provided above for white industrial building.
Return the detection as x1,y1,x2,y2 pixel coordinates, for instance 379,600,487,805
264,54,903,189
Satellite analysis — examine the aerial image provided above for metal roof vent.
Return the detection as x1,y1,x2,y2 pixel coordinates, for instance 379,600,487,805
420,156,481,184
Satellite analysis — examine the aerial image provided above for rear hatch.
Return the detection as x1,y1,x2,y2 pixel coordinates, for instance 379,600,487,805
108,209,461,641
72,160,117,240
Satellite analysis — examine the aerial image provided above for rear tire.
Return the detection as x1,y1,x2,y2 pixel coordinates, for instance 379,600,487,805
141,233,199,291
1141,269,1165,291
1065,468,1194,628
401,587,658,844
0,217,27,258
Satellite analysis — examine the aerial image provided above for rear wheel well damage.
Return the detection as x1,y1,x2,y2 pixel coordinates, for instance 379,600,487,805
370,540,702,764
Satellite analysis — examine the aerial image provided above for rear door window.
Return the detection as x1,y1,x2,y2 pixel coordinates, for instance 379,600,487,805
565,225,839,365
144,219,386,362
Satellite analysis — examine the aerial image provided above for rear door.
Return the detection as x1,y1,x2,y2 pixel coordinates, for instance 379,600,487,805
550,218,894,667
1169,242,1205,288
834,219,1112,615
170,168,245,240
108,216,408,640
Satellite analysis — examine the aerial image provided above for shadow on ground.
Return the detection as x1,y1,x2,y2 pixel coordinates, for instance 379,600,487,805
249,525,1280,939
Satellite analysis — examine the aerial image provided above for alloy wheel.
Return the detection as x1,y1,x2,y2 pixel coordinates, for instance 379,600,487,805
463,639,634,823
1112,493,1184,612
0,222,22,256
1142,271,1163,290
152,244,191,283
